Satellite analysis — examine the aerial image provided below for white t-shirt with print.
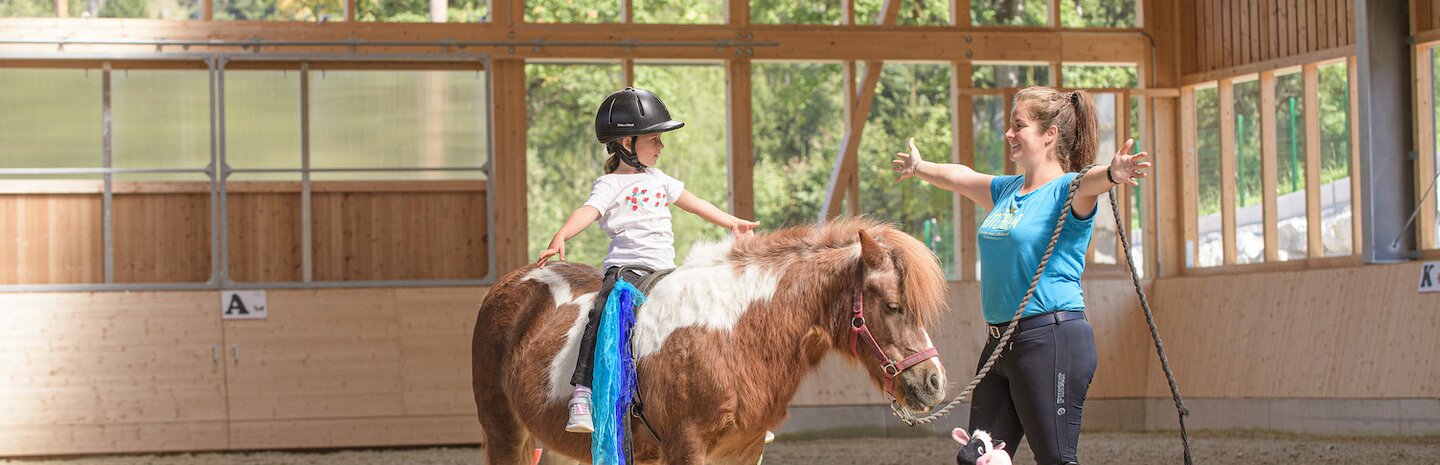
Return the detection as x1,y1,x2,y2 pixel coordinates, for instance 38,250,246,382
583,168,686,270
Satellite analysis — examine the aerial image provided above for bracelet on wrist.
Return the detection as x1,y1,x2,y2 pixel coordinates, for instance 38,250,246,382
1106,165,1120,184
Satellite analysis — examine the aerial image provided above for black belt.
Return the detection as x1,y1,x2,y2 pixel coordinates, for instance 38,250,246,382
987,310,1086,339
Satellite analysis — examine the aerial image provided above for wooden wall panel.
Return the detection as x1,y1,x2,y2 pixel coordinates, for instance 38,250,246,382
0,194,101,285
1146,263,1440,398
113,193,211,284
223,289,406,423
228,192,302,283
1182,0,1355,79
222,287,484,449
311,189,487,282
0,292,227,455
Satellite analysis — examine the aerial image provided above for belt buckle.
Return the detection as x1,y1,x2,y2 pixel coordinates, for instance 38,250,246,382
988,326,1001,339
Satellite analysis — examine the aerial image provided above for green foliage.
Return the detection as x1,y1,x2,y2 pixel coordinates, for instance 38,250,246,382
215,0,342,21
858,63,955,277
0,0,56,17
1059,0,1135,28
750,0,840,24
752,63,844,229
1275,72,1306,196
525,63,622,266
525,0,618,23
633,0,721,23
635,64,730,261
357,0,488,22
1196,86,1220,217
971,0,1047,26
972,63,1050,89
1062,64,1137,88
1318,63,1350,185
1233,79,1261,209
854,0,950,26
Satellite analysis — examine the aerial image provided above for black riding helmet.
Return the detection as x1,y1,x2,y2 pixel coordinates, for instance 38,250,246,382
594,87,684,170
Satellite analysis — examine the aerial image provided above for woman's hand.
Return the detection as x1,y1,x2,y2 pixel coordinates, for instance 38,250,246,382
536,237,566,268
1109,139,1151,186
892,137,924,182
731,219,760,238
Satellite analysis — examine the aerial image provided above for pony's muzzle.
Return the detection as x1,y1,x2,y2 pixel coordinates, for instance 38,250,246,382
901,362,947,412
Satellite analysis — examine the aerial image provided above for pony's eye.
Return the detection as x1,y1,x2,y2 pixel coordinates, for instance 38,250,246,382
885,302,901,313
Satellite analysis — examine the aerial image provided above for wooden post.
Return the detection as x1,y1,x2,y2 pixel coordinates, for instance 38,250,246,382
491,59,529,276
1180,87,1199,270
727,59,755,220
1414,45,1434,250
1348,55,1362,254
954,60,974,279
1303,63,1322,258
1219,78,1237,265
1260,71,1279,262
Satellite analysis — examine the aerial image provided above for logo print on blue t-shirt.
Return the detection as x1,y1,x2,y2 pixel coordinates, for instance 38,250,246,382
980,203,1023,237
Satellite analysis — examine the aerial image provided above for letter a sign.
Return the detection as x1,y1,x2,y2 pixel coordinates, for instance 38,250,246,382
222,290,268,320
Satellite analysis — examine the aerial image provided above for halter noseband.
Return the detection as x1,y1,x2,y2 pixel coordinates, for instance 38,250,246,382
848,261,940,398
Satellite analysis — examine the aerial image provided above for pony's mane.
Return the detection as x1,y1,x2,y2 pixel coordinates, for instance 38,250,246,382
721,217,949,328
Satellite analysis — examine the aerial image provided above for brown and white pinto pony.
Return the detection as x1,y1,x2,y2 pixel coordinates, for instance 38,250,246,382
471,218,950,465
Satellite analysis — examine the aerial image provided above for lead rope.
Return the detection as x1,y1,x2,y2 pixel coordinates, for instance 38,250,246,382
892,165,1194,465
1107,179,1194,465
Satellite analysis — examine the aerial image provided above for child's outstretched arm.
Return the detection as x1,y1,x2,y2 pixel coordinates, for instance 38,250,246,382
673,191,759,237
536,206,601,267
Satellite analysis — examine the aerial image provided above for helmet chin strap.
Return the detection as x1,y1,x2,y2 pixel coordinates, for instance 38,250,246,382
616,136,647,171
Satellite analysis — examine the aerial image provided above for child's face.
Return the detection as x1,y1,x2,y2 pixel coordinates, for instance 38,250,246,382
625,133,666,166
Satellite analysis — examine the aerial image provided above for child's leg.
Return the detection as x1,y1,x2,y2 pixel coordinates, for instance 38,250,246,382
571,267,621,388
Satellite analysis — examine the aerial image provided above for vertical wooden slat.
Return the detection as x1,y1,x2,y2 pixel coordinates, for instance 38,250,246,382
1415,46,1437,250
1180,0,1196,75
1212,0,1222,71
344,0,355,21
954,61,974,278
1307,0,1318,54
1117,91,1131,263
1301,0,1313,54
1317,0,1329,52
1262,0,1274,62
1189,0,1201,74
727,0,748,26
1238,0,1250,66
1433,0,1440,34
1050,0,1060,29
1260,71,1279,262
1347,56,1362,254
1219,79,1237,265
623,59,634,86
491,59,528,275
504,0,524,25
200,0,209,20
726,59,754,221
1413,0,1427,34
1181,89,1199,269
1303,63,1323,258
1281,0,1293,58
1224,0,1236,69
952,0,970,28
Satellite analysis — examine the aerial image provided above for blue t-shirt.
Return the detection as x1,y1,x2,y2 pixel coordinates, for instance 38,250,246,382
978,173,1095,324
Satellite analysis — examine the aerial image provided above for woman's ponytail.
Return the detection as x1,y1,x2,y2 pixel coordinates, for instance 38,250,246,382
1067,91,1099,172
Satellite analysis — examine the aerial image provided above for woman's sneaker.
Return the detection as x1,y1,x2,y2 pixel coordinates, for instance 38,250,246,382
565,394,595,433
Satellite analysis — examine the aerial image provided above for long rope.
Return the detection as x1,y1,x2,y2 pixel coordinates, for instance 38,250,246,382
1108,183,1194,465
894,165,1195,464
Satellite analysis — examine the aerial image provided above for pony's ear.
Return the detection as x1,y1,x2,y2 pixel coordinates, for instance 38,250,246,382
858,230,886,269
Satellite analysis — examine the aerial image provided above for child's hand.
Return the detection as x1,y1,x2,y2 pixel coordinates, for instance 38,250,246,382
731,219,759,238
536,238,566,267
